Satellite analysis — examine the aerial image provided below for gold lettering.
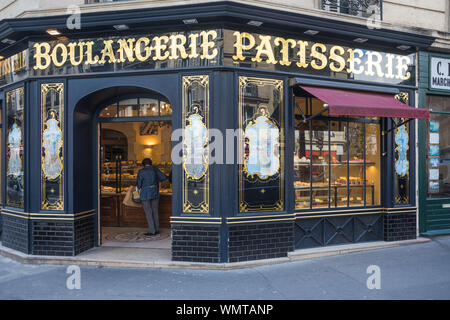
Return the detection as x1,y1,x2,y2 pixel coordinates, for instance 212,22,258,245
151,36,169,61
169,34,188,59
84,41,99,65
68,42,84,66
396,56,411,80
99,40,116,64
117,38,136,63
33,42,51,70
347,48,364,75
188,33,199,58
385,54,395,79
310,43,327,70
329,46,346,72
134,37,151,62
200,30,218,60
252,35,277,64
51,43,68,67
365,51,384,77
274,37,296,66
296,41,309,68
232,32,255,61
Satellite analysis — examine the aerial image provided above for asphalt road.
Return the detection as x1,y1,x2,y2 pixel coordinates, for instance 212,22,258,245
0,236,449,300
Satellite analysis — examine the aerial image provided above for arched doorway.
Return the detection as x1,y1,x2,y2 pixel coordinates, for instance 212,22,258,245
97,94,173,247
72,85,174,249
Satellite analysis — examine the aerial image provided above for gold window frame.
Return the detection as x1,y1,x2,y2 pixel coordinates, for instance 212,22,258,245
41,83,64,210
238,76,284,213
182,75,210,214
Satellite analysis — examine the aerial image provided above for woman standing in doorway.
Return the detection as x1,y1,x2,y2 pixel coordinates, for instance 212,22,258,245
137,158,168,236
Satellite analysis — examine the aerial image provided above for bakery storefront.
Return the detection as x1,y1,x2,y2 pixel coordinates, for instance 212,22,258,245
0,3,433,262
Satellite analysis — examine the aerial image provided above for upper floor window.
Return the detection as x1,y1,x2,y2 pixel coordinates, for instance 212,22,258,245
322,0,382,20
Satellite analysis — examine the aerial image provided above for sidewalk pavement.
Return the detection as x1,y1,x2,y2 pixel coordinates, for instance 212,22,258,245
0,237,431,270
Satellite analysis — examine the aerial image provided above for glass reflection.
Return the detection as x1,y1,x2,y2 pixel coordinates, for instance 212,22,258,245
140,98,159,116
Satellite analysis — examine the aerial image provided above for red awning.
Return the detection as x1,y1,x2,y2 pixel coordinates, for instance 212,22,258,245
299,85,429,119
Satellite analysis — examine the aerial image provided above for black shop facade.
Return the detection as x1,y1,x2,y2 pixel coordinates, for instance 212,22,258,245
0,2,433,263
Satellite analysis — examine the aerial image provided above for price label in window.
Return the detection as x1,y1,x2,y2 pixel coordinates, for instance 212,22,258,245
429,169,439,180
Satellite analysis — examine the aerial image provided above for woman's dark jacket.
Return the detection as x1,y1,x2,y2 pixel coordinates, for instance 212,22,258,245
137,165,167,200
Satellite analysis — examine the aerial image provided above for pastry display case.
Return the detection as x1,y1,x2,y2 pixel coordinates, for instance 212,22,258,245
100,159,172,227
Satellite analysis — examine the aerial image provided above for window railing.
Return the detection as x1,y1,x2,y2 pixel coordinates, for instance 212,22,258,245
321,0,382,20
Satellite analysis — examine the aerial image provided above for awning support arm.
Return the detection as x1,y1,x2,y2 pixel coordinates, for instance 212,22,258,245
295,102,306,122
385,118,412,134
304,105,329,122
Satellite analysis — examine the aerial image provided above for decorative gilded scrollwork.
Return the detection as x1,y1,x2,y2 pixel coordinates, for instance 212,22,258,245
239,76,284,213
41,83,64,210
182,75,209,214
394,92,410,205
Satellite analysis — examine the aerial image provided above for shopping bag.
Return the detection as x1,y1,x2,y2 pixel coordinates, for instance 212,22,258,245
123,186,142,208
132,187,141,203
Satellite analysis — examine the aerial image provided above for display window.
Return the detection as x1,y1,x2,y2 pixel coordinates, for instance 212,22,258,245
426,95,450,198
294,97,381,209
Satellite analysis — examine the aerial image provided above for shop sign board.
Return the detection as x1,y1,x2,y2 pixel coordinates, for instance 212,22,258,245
0,29,416,86
430,57,450,90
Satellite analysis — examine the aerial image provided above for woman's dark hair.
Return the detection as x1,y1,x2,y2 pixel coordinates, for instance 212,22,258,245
142,158,152,166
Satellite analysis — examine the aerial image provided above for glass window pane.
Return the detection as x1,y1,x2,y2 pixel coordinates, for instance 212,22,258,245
99,104,117,118
294,121,310,209
140,98,159,116
427,111,450,198
394,120,410,204
160,100,172,115
118,98,138,117
330,120,347,207
6,87,24,208
427,95,450,112
239,76,284,213
41,83,64,210
348,122,364,207
366,123,381,205
311,120,329,208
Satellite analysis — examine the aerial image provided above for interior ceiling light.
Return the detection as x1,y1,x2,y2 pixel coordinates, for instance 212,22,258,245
247,20,263,27
396,45,411,51
113,24,130,31
1,38,15,44
46,29,61,36
304,29,319,35
353,38,368,43
182,19,198,24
